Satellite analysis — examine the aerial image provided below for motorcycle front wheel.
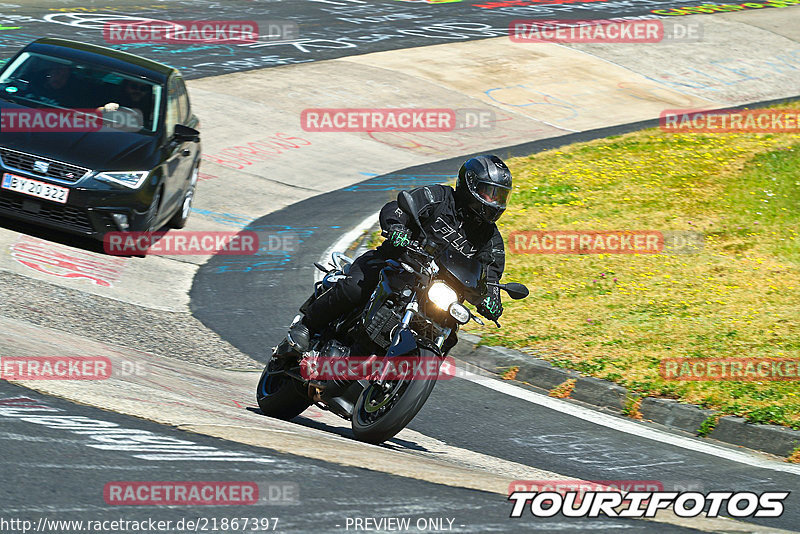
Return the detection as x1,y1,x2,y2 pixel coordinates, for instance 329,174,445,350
351,348,439,444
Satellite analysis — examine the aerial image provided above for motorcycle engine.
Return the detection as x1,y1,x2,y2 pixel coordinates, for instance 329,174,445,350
320,339,351,389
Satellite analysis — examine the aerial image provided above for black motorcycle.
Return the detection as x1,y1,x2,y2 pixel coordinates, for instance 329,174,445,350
256,191,529,444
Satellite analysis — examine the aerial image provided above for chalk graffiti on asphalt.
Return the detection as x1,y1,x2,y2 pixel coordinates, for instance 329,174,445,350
187,208,324,274
47,4,171,13
365,110,561,154
0,396,275,463
10,235,126,288
483,79,701,126
9,0,778,79
201,133,313,171
342,173,452,192
641,51,800,92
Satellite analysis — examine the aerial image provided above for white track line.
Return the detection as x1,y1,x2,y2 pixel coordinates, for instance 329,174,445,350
461,370,800,476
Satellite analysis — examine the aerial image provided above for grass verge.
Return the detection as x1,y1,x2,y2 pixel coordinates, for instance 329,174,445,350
466,116,800,429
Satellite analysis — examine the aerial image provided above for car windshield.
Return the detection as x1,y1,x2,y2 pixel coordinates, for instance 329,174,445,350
0,51,162,133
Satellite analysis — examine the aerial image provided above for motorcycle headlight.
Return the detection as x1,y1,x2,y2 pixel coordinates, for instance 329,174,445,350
94,171,149,189
449,302,470,324
428,281,458,311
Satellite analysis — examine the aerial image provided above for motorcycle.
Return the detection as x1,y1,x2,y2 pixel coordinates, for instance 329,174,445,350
256,191,529,444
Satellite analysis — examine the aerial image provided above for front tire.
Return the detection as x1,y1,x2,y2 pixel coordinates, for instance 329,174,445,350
169,165,198,229
256,355,312,420
145,188,162,233
351,349,439,444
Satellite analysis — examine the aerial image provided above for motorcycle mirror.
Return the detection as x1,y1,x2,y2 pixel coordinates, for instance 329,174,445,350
398,191,428,240
397,191,415,218
489,281,529,300
502,282,529,300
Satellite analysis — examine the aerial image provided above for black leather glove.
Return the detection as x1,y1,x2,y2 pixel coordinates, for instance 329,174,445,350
477,287,503,321
387,224,412,248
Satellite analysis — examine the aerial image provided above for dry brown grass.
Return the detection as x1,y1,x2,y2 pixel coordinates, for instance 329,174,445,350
549,378,576,399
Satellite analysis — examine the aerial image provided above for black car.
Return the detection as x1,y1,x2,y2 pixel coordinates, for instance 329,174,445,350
0,38,201,238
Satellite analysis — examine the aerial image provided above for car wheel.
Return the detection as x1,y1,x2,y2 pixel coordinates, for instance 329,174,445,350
169,165,198,229
145,188,162,233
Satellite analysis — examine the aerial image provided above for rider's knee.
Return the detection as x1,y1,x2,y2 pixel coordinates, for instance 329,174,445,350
336,277,364,305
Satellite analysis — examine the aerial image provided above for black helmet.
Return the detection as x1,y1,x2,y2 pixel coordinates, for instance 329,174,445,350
455,155,512,224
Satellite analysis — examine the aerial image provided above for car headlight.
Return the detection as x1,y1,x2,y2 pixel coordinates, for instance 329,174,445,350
94,171,149,189
428,281,458,311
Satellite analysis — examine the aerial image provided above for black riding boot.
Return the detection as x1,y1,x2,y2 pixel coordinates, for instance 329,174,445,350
287,249,385,353
287,286,354,353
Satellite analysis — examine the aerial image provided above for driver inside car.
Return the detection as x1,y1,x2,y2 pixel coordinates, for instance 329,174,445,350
286,154,513,356
28,62,81,108
97,78,153,129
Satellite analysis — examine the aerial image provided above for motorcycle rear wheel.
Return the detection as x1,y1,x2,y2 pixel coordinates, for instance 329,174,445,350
256,355,311,420
351,349,438,444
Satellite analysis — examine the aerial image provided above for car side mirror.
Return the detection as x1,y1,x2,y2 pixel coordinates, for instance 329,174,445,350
174,124,200,142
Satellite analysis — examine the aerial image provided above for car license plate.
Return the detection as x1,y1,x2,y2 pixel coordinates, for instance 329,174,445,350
1,173,69,204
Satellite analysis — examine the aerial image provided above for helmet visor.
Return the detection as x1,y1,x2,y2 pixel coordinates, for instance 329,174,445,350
475,182,510,208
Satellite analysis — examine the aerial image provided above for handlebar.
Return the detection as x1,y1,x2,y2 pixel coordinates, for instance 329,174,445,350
405,239,430,257
380,230,433,264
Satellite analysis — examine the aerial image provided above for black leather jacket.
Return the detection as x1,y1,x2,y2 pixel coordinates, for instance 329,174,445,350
377,184,505,303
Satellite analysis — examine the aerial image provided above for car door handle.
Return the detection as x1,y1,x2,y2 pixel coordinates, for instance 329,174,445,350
181,149,191,157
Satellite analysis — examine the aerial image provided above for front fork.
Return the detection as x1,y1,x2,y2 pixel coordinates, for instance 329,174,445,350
375,298,451,388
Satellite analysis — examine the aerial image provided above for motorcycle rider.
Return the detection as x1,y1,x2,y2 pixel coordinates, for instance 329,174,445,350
287,154,512,354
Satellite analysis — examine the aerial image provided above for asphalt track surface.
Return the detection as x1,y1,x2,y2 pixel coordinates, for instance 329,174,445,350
2,1,800,533
0,0,766,78
0,380,709,533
